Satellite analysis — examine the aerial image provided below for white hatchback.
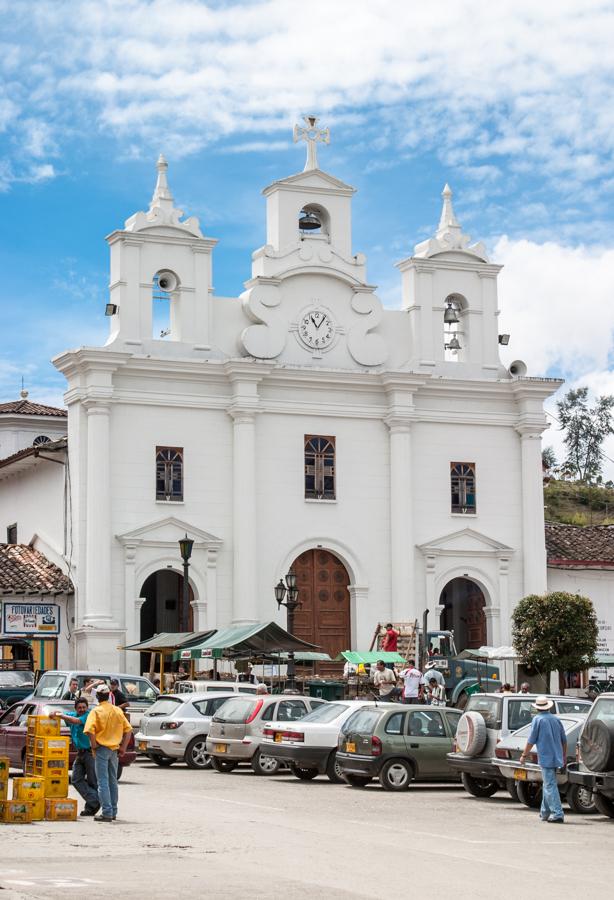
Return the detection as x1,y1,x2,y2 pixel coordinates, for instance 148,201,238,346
136,691,241,769
261,700,381,783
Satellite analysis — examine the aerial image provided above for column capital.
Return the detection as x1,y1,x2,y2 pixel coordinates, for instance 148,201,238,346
84,400,111,416
384,415,412,434
515,422,546,438
228,405,257,424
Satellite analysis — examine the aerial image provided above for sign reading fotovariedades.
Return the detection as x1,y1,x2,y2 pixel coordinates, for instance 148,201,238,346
2,602,60,635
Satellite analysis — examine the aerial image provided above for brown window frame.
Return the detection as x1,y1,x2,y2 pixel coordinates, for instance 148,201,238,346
304,435,336,500
156,446,184,502
450,462,476,514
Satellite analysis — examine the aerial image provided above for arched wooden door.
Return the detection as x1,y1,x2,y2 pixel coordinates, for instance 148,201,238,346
291,549,351,673
439,577,486,651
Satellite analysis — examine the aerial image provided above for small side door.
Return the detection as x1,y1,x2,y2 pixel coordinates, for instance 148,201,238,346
404,710,451,779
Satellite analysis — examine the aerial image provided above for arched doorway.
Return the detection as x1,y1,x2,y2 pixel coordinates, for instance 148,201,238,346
439,577,487,651
291,549,351,673
140,569,194,672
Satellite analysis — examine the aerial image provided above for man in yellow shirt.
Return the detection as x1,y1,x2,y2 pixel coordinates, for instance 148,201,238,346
84,684,132,822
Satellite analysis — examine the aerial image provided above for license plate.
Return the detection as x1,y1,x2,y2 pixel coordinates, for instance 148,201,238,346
215,743,227,753
138,741,147,752
346,742,356,753
274,733,283,743
513,768,527,780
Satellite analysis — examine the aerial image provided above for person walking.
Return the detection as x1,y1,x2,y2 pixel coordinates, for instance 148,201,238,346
84,684,132,823
519,696,567,824
52,698,100,817
399,659,424,705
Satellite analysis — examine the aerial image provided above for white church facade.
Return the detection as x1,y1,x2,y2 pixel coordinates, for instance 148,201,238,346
0,120,562,673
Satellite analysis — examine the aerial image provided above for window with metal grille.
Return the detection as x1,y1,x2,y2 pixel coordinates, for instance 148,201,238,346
156,447,183,501
304,436,336,500
450,462,476,514
6,523,17,544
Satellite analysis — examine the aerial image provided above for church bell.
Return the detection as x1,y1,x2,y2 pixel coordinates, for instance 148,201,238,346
444,301,459,325
299,209,322,231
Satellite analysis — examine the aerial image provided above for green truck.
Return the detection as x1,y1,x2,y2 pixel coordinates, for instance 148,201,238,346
420,629,500,707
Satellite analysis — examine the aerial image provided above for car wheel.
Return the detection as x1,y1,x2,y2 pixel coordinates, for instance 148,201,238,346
211,757,237,774
379,759,413,792
185,737,212,770
289,763,318,780
116,764,123,781
343,774,372,788
326,751,345,784
149,754,175,767
565,783,596,814
251,753,280,776
516,780,542,808
506,779,519,801
593,792,614,818
461,772,499,798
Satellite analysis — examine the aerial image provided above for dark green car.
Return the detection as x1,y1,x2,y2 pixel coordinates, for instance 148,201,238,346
337,704,462,791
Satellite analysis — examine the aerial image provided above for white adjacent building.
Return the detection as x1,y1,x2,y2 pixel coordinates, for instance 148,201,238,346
0,120,562,672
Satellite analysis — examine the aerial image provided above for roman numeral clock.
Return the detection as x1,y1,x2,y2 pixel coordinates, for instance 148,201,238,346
295,305,341,358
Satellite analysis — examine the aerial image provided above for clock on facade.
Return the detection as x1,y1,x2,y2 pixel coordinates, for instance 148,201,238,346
298,309,335,350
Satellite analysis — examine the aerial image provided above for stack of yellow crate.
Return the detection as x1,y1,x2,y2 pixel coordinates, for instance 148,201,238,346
0,756,34,823
25,715,77,821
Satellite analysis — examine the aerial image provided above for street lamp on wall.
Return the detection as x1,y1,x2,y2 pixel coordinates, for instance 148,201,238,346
178,534,194,633
275,569,301,691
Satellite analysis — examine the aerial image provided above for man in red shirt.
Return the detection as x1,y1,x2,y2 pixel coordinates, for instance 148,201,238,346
382,623,399,668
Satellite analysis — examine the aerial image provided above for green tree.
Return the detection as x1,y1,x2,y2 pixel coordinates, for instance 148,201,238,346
557,386,614,482
512,592,598,692
542,445,557,472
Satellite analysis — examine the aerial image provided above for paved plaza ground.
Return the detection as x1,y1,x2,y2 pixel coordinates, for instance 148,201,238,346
1,760,610,899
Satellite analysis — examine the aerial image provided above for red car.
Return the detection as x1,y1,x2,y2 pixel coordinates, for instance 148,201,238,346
0,698,136,777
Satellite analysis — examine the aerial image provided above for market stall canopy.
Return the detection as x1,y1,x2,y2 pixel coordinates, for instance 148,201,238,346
172,621,319,661
458,646,518,661
123,631,215,653
336,651,405,665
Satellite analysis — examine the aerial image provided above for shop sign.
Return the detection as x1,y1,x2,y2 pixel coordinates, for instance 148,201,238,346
2,602,60,635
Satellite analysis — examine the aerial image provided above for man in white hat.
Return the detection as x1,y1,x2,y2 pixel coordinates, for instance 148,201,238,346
519,696,567,823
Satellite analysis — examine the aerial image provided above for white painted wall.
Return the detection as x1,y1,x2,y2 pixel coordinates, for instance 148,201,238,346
547,567,614,666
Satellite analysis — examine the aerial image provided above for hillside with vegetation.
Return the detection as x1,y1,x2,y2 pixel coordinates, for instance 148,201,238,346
544,479,614,526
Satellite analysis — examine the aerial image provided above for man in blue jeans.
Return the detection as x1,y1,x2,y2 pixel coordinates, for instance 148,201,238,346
52,698,100,816
84,684,132,823
519,695,568,824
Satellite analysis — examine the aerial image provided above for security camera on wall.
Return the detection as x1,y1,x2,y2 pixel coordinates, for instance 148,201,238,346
156,270,179,293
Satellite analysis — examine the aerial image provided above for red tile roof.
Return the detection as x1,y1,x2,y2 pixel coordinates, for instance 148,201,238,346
0,544,73,594
545,523,614,568
0,400,67,418
0,438,67,470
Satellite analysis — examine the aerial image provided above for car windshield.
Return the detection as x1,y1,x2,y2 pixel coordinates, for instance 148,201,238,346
0,671,34,687
213,697,258,724
300,703,348,724
591,697,614,726
119,677,158,702
466,696,501,728
33,673,67,698
145,697,183,717
342,707,382,735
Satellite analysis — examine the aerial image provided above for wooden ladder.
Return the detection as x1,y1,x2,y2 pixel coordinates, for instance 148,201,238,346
369,620,419,663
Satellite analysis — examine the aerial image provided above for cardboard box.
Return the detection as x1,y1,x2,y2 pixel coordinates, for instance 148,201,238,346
45,798,77,821
0,800,32,824
12,777,44,801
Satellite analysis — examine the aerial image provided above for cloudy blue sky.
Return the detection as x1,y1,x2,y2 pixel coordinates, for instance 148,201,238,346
2,0,614,465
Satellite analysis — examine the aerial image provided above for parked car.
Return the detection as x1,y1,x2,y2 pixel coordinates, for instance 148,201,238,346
207,694,325,775
447,693,592,798
31,670,159,731
493,714,595,813
173,681,258,695
0,670,35,709
568,692,614,817
261,700,377,783
0,699,136,777
136,692,242,769
336,703,463,791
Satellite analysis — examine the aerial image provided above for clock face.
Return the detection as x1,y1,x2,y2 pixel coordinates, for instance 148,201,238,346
298,309,335,350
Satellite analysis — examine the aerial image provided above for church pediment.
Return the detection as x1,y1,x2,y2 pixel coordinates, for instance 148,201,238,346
418,528,514,557
263,169,355,196
116,516,222,548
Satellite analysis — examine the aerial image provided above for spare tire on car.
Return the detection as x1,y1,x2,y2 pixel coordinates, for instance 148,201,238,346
455,711,487,756
580,719,614,772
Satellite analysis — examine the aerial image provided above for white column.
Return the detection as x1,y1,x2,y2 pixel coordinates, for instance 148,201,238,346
84,403,113,623
387,418,413,621
206,548,218,628
518,428,547,595
230,410,258,623
497,554,511,644
484,606,501,646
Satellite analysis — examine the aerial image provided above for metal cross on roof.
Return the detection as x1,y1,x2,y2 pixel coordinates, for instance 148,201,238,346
293,115,330,172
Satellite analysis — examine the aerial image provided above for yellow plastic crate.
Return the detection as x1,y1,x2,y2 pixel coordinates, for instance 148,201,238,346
32,757,69,776
45,798,77,821
44,775,69,799
30,797,45,821
0,757,9,776
24,753,34,776
12,777,44,802
27,716,60,737
0,779,8,800
32,737,69,759
0,800,32,824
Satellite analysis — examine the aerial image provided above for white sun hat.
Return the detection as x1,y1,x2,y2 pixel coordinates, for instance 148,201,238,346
532,695,554,710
